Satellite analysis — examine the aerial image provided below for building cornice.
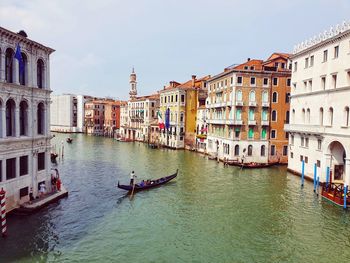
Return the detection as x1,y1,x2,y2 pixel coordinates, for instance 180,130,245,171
291,85,350,98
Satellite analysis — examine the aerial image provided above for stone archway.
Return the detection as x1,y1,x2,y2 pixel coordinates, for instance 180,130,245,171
327,141,347,182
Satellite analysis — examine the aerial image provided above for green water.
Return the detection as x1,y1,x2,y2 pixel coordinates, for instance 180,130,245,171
1,133,350,263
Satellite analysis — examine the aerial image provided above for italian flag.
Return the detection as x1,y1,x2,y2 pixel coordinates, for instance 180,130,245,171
158,111,165,129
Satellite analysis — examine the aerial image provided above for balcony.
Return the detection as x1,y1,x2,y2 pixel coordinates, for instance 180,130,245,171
235,101,244,107
248,120,256,125
249,101,257,107
207,119,225,125
261,120,269,126
233,119,243,125
262,102,270,107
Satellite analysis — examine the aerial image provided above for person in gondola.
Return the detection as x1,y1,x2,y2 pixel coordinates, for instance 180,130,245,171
130,171,136,185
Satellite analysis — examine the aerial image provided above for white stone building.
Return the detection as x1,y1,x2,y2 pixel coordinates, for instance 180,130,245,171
50,94,86,133
0,27,54,211
119,102,128,138
195,105,208,153
285,21,350,185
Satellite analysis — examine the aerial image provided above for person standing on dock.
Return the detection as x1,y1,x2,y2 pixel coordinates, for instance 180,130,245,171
130,171,137,185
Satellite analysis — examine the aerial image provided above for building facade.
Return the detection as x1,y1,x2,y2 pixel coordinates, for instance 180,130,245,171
206,54,291,163
285,22,350,185
84,100,105,135
0,27,54,211
50,94,87,133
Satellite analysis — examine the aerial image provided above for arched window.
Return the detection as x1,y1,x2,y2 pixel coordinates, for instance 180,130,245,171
234,145,239,156
5,48,14,83
319,108,323,126
37,102,45,135
306,108,310,124
197,124,199,134
249,90,256,102
344,107,350,127
19,101,28,136
248,145,253,156
37,59,45,89
262,91,268,102
271,110,277,121
302,108,305,123
6,99,16,136
292,109,295,123
236,90,242,101
329,107,333,126
285,110,290,124
272,92,278,103
19,52,27,86
260,145,266,156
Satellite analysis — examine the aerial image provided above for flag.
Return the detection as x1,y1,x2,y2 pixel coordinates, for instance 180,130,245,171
165,108,170,130
14,43,24,76
157,111,165,129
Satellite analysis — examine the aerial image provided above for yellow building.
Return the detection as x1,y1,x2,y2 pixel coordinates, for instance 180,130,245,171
159,75,209,149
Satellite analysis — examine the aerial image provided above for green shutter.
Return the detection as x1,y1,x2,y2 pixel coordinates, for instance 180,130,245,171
262,128,266,139
249,128,254,139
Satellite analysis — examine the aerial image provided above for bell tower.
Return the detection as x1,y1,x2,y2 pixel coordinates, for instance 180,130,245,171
129,67,137,100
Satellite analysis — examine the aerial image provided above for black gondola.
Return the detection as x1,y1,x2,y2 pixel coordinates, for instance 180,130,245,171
66,138,73,143
117,170,178,192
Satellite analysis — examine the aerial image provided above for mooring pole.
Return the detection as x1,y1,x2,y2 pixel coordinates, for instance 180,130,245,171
344,185,348,210
313,163,317,192
326,166,330,188
316,176,320,196
301,160,305,187
0,188,7,237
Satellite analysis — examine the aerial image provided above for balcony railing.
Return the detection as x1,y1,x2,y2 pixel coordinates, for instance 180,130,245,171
249,101,257,107
262,102,270,107
248,120,256,125
235,101,244,106
261,120,269,126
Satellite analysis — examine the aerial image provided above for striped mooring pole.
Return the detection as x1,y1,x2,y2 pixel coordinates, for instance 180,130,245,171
0,188,7,237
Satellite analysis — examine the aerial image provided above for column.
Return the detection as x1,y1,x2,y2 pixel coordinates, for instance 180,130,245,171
14,59,19,85
0,51,5,82
0,108,5,138
345,158,350,186
15,157,19,178
15,108,20,137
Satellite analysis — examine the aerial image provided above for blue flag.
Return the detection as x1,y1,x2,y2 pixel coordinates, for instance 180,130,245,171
14,43,24,75
165,108,170,130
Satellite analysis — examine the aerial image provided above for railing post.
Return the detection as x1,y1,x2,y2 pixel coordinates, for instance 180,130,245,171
301,160,305,187
313,163,317,192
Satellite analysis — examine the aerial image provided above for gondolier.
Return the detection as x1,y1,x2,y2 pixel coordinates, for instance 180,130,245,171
130,171,136,185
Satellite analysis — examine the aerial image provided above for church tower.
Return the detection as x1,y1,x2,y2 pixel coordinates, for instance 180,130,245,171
129,67,137,100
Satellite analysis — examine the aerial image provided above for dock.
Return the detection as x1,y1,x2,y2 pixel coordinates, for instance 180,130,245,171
13,185,68,215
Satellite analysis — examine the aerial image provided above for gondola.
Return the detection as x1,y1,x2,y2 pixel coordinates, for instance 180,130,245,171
226,161,278,169
50,153,58,163
66,138,73,143
117,170,178,192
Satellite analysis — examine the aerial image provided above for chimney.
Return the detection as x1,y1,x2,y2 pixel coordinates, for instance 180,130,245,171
191,75,196,87
247,58,251,61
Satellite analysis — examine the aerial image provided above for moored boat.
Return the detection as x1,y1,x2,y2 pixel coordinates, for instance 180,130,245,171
321,183,350,207
66,138,73,143
117,170,178,192
226,160,278,169
51,153,58,163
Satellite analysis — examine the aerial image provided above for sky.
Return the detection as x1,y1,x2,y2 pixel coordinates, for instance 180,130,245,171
1,0,350,100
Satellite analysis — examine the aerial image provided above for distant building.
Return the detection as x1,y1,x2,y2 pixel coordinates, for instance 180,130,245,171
159,75,209,149
0,27,54,210
50,94,88,133
84,100,106,135
119,102,128,138
285,22,350,184
104,100,121,137
206,53,291,163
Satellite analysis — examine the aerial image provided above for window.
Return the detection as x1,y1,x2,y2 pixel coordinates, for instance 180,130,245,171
181,94,185,103
332,74,337,89
38,152,45,171
236,109,242,120
234,145,239,156
319,108,324,126
261,145,266,156
244,66,249,70
37,59,44,89
235,128,240,139
329,107,333,126
272,92,278,103
306,108,310,124
248,128,254,139
321,76,326,90
6,158,16,179
19,101,28,136
287,78,291,86
285,110,290,124
281,63,285,69
262,91,268,102
302,108,305,123
263,78,268,86
19,53,27,86
308,80,312,91
285,93,290,103
271,130,276,139
294,62,297,72
275,62,279,68
250,77,256,85
305,156,308,163
249,91,256,102
180,112,184,122
273,78,278,86
317,160,321,167
323,50,328,62
261,128,267,139
270,145,276,156
290,135,294,145
20,187,29,198
248,145,253,156
271,110,277,121
317,139,322,150
344,107,350,126
237,76,242,85
310,55,314,67
334,46,339,58
301,137,304,146
291,152,294,158
283,146,288,156
6,99,16,137
305,57,309,68
305,137,309,148
249,109,255,121
230,77,233,84
5,48,14,83
20,156,28,176
236,90,243,101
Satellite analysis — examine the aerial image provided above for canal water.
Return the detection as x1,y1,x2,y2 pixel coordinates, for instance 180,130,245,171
1,133,350,262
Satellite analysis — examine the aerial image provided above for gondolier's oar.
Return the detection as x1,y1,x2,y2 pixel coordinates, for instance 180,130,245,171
130,182,136,199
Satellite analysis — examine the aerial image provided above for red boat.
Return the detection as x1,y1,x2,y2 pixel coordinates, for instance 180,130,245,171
321,183,350,207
